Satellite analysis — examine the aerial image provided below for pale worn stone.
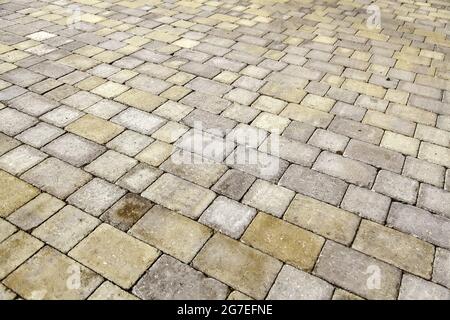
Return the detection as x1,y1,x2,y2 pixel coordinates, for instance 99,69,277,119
433,248,450,289
373,170,419,205
0,170,39,217
85,150,137,183
399,274,450,300
417,184,450,218
0,145,47,175
403,157,445,188
0,218,16,243
66,114,124,144
211,169,256,201
117,163,162,193
89,281,139,300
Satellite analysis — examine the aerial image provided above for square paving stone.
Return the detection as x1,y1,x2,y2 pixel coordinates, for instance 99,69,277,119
0,145,47,175
0,170,39,217
61,91,103,111
0,68,45,87
115,88,165,112
85,99,127,119
117,163,162,193
9,92,59,116
101,193,153,232
42,133,106,167
39,105,84,128
3,246,103,300
133,255,228,300
199,196,256,239
32,205,100,253
66,114,124,144
242,179,295,217
193,234,282,300
85,150,137,183
130,205,212,263
242,213,324,271
106,130,153,156
111,108,165,135
16,122,64,148
69,224,159,289
142,173,215,219
0,108,38,136
0,231,43,279
67,178,126,216
7,193,64,231
211,169,256,201
21,158,92,199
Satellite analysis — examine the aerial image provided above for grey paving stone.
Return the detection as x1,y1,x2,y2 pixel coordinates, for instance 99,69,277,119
0,68,45,87
314,241,401,300
344,139,405,173
387,202,450,249
126,74,172,95
399,274,450,300
117,163,162,194
0,145,47,175
106,130,153,157
39,105,84,127
133,255,229,300
279,164,348,206
373,170,419,205
308,129,349,153
341,185,391,223
29,60,74,78
9,92,59,116
186,77,231,96
211,169,256,201
330,101,366,121
16,122,64,148
61,91,103,110
85,150,137,182
282,121,316,143
329,117,384,145
42,133,105,167
111,108,165,135
0,85,27,101
267,265,333,300
0,108,38,136
182,109,237,137
433,248,450,289
226,124,267,148
224,88,259,105
67,178,126,216
402,157,445,188
181,91,231,114
21,157,92,199
313,151,377,187
85,99,127,119
180,61,220,79
199,196,256,239
242,179,295,217
417,183,450,219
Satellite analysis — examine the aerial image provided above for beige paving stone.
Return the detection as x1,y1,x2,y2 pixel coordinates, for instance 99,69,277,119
115,88,166,112
0,218,16,243
69,224,159,289
91,82,129,98
418,142,450,168
280,104,333,128
0,283,16,300
4,246,103,300
0,231,43,279
136,140,174,167
284,194,360,245
242,213,324,271
332,289,364,300
353,220,435,278
88,281,139,300
381,131,420,157
66,114,124,144
0,170,39,218
193,234,282,300
130,205,212,263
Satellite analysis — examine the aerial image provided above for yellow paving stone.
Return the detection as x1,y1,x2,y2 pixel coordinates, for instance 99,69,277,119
151,121,188,143
115,88,166,112
280,103,333,128
76,76,106,91
341,79,386,98
167,72,196,86
386,104,437,126
384,89,409,104
172,38,199,48
66,114,124,144
58,54,99,71
301,94,335,112
91,82,129,98
0,170,39,218
418,142,450,168
136,140,174,167
242,213,324,271
92,51,124,63
353,220,435,278
260,81,306,103
251,112,290,134
284,194,360,245
214,71,240,84
129,205,212,263
381,131,420,157
88,281,139,300
74,45,105,57
160,85,190,101
69,224,159,289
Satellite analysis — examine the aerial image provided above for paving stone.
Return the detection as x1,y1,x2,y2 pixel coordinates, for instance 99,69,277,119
399,274,450,300
332,289,363,300
85,150,137,183
117,163,162,194
180,61,220,79
126,74,172,95
433,248,450,289
114,88,166,112
308,129,349,154
154,100,193,122
16,122,64,148
42,133,105,167
341,185,391,223
0,86,27,101
106,130,153,157
199,196,256,239
328,117,384,145
186,77,231,96
226,123,267,148
344,139,405,173
69,224,159,289
279,165,348,206
85,99,127,119
142,173,215,219
61,91,102,110
181,91,231,114
39,105,84,127
9,92,59,116
280,104,331,128
285,194,360,245
89,281,138,300
66,114,124,144
353,220,434,278
193,234,282,300
0,67,45,87
418,142,450,168
267,265,333,300
417,184,450,219
282,121,315,143
183,109,237,137
0,108,38,136
111,108,165,135
67,178,125,217
7,193,64,231
373,170,419,204
130,205,212,263
313,151,377,187
0,133,20,156
0,283,16,300
314,241,402,300
32,205,100,253
0,145,47,175
3,246,102,300
133,255,228,300
211,169,255,201
387,202,450,250
0,170,39,217
0,231,43,279
0,218,16,243
363,110,416,137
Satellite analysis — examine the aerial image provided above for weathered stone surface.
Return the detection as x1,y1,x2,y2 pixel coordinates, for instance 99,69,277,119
433,248,450,289
0,170,39,217
399,274,450,300
211,169,256,201
373,170,419,205
89,281,138,300
417,184,450,218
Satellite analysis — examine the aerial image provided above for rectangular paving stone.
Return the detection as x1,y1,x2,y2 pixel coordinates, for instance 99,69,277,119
267,265,333,300
181,91,232,114
69,224,159,289
308,129,349,154
328,117,384,145
280,104,332,128
387,202,450,250
112,108,165,135
9,92,59,117
85,150,137,183
363,110,416,137
114,88,166,112
381,131,420,157
116,163,162,194
211,169,255,201
399,274,450,300
314,241,402,300
193,234,282,300
32,205,100,253
0,218,16,243
0,108,38,136
0,133,20,157
106,130,153,157
353,220,435,278
133,255,228,300
3,246,103,300
373,170,419,205
0,145,47,175
344,139,405,173
130,205,212,263
418,142,450,168
284,194,360,245
433,248,450,289
0,231,43,279
66,114,124,144
142,173,215,219
417,184,450,219
279,165,348,206
16,122,64,148
242,213,324,271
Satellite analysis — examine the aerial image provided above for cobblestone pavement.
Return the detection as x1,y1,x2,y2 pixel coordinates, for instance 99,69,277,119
0,0,450,301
